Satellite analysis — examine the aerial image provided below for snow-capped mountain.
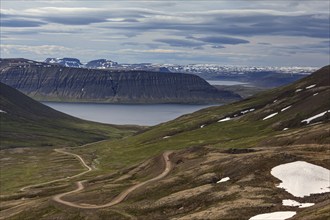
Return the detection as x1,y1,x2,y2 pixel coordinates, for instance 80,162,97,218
44,57,317,76
44,58,84,68
43,57,318,87
158,64,317,75
85,59,118,69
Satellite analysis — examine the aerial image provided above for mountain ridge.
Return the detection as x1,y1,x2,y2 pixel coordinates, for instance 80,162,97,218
0,58,241,104
43,57,318,88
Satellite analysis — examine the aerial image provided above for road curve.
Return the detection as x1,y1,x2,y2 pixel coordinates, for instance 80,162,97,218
0,141,104,220
20,148,93,192
53,151,173,209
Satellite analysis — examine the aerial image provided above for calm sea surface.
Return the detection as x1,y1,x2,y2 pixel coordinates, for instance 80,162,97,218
206,80,248,86
43,102,216,126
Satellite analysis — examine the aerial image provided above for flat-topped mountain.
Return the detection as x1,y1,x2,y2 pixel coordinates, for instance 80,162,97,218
0,58,241,104
44,57,83,68
85,59,119,69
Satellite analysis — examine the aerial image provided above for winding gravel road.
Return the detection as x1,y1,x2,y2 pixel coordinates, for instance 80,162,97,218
20,148,93,192
53,151,173,209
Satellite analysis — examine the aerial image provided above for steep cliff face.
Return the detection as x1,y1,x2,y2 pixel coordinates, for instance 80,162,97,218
0,59,240,104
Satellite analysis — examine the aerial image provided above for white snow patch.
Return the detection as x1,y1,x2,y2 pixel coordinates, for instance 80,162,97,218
0,110,7,113
283,128,288,131
218,117,231,122
295,88,302,92
306,84,316,89
241,110,249,114
263,112,278,120
217,177,230,183
301,110,330,124
249,211,296,220
271,161,330,197
200,124,205,128
313,93,319,96
163,136,171,139
273,99,278,103
282,199,314,208
281,106,292,112
241,108,255,114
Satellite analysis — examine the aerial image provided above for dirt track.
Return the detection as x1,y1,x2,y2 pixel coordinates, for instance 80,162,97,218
52,151,173,209
20,148,93,192
2,141,172,215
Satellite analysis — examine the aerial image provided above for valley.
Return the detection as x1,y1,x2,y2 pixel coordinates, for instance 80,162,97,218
0,66,329,219
1,1,329,219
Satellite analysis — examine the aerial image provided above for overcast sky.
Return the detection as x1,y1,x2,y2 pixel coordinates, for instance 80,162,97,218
1,0,329,66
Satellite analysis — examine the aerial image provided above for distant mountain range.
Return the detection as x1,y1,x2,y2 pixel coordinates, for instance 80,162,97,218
44,58,119,69
44,57,318,88
0,58,240,104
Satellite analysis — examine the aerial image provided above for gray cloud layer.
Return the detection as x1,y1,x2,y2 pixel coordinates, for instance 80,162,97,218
190,36,250,45
154,39,204,47
2,8,329,38
1,1,329,66
1,19,46,27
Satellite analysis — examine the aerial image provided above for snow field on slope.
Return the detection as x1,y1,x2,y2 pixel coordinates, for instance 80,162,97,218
271,161,330,197
282,199,314,208
249,211,296,220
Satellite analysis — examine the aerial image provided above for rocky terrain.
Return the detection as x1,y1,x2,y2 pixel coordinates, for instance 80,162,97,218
0,58,240,104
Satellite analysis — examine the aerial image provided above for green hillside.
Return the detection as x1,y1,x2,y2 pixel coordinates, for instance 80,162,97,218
1,66,329,220
73,65,330,171
0,82,139,149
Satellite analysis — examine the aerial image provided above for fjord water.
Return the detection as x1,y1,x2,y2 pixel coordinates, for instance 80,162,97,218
43,102,216,126
206,80,248,86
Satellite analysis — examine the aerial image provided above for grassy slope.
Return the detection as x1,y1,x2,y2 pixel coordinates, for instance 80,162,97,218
0,82,140,149
54,65,328,220
0,82,140,193
71,66,330,172
1,66,329,219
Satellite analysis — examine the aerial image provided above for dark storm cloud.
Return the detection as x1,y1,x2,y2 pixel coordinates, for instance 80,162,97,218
154,39,204,47
1,19,46,27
